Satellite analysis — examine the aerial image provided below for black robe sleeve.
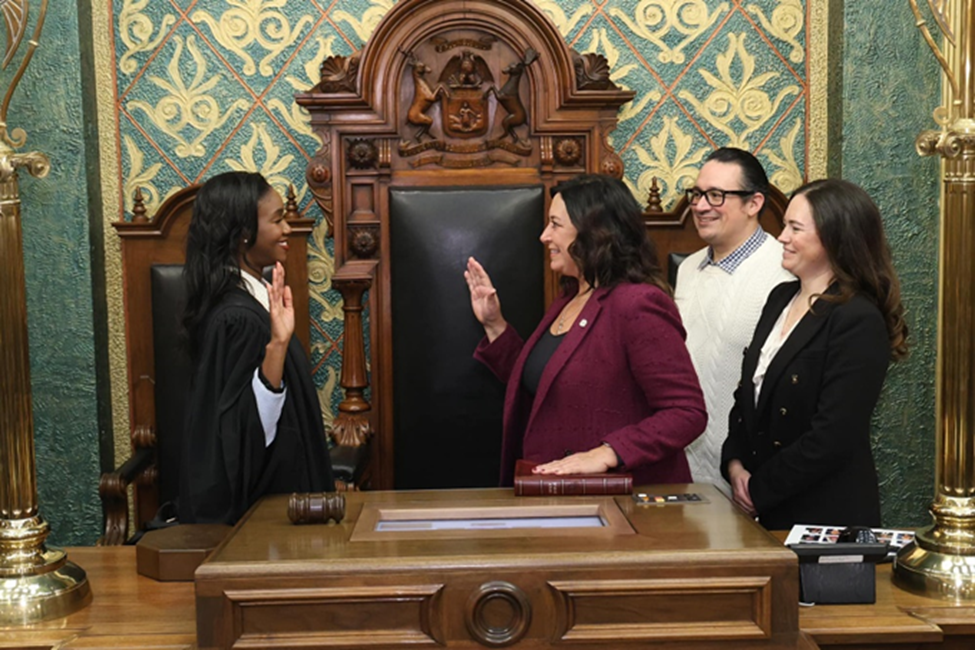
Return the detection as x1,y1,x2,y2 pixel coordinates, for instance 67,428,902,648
179,291,333,524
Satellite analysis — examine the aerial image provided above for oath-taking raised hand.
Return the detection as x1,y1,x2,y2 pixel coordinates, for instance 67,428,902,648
267,262,294,345
464,256,507,342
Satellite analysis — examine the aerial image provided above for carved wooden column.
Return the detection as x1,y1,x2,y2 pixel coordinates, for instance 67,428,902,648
896,0,975,599
332,267,373,447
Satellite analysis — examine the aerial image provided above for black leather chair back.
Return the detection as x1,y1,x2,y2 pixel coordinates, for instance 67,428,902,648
389,186,545,489
150,265,191,506
668,252,689,290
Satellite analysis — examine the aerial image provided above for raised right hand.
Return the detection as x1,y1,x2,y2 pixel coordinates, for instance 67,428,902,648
464,257,507,341
267,261,294,345
261,262,292,389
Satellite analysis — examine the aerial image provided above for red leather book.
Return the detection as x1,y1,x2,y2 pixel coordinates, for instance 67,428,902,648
513,459,633,496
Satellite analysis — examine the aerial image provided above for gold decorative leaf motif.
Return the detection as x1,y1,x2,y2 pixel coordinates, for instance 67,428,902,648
610,0,729,65
226,122,300,201
678,33,799,149
584,28,659,123
118,0,176,75
534,0,594,38
128,35,249,158
331,0,394,44
764,118,803,193
193,0,314,77
122,134,165,217
315,365,339,431
0,0,27,69
308,218,343,321
747,0,804,64
268,36,335,146
629,116,709,209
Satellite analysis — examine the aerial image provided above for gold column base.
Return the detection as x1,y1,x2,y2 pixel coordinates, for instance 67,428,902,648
0,515,91,625
894,527,975,601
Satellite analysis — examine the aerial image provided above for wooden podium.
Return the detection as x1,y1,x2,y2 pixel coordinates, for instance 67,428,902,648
195,486,813,649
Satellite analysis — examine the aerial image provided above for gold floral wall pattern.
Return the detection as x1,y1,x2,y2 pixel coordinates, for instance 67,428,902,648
110,0,811,425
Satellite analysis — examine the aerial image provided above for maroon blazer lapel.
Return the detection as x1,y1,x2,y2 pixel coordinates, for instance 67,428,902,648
523,287,607,434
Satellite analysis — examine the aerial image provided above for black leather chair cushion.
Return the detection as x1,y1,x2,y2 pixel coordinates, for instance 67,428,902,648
389,185,545,489
668,252,690,290
329,442,370,485
150,265,192,506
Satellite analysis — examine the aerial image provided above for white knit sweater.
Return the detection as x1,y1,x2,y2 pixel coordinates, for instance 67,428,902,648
674,233,794,490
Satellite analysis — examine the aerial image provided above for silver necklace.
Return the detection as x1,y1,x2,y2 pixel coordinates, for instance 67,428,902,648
556,289,591,334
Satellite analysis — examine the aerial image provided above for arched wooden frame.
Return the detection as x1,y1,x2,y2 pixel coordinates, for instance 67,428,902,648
297,0,635,489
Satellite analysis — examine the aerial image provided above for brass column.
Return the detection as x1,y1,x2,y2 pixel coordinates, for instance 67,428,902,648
895,0,975,599
0,0,90,623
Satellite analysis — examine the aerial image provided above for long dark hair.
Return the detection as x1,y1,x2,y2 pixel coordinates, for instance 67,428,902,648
181,171,273,360
551,174,670,295
794,179,909,360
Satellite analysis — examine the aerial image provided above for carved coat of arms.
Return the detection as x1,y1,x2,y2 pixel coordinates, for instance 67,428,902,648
401,40,539,166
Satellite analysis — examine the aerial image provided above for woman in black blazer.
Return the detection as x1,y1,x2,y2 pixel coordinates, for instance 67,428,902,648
721,179,908,530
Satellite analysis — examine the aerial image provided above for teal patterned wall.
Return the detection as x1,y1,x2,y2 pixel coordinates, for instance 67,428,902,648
10,1,944,544
6,1,102,545
842,2,940,527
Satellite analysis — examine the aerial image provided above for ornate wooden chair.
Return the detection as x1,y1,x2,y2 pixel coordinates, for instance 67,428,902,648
641,180,789,288
99,186,353,545
297,0,635,489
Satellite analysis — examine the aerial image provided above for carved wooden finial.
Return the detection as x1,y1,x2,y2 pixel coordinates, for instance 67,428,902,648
285,184,299,220
647,177,662,213
132,187,148,223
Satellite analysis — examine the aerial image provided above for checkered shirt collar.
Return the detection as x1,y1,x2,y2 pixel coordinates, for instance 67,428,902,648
698,227,768,274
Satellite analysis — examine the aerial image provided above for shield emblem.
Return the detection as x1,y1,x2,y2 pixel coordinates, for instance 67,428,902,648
441,89,489,138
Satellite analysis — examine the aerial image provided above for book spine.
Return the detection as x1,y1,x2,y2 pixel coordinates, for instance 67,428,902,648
514,476,632,496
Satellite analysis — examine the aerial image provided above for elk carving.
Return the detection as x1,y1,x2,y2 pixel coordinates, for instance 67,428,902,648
405,53,443,142
487,48,539,143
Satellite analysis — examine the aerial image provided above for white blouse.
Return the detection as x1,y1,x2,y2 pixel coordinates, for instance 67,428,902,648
753,293,801,407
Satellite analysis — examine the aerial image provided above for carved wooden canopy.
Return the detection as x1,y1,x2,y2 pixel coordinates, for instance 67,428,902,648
296,0,635,488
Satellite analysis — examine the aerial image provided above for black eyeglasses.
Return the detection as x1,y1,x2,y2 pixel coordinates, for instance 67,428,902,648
685,188,756,207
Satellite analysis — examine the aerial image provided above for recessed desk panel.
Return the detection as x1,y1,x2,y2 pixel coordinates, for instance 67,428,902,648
195,485,803,649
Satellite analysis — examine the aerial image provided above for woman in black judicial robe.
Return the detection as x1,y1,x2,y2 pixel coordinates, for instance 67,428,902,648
178,171,333,525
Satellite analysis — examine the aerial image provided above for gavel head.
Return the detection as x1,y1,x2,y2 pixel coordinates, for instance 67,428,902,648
288,492,346,525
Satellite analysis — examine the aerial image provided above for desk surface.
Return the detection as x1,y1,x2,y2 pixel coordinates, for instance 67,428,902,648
0,546,196,649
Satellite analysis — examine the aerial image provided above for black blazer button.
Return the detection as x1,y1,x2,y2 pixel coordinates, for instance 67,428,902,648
773,441,782,448
791,374,799,384
779,407,788,416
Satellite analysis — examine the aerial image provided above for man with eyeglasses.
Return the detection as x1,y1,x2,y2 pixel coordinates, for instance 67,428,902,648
674,147,793,493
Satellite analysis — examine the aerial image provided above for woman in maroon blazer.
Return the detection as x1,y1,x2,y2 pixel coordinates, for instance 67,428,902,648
465,174,707,486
